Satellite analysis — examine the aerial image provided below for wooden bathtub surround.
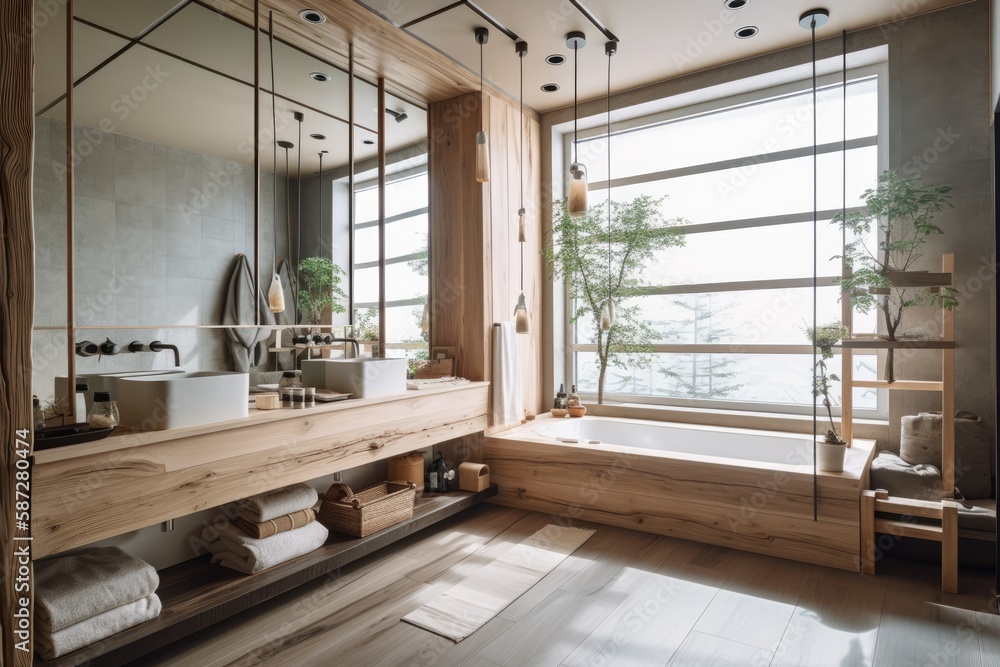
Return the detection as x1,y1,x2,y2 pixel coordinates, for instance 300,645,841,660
484,416,877,571
860,489,961,593
31,382,488,560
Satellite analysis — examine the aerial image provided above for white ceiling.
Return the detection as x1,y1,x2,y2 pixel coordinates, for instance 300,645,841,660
357,0,970,112
35,0,428,175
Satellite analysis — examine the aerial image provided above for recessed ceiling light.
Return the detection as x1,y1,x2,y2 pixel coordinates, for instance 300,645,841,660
540,83,560,92
298,9,326,24
724,0,750,9
310,71,332,82
310,133,326,140
362,139,375,145
735,25,759,39
544,54,566,65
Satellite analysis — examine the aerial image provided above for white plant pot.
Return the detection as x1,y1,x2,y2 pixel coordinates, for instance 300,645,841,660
817,439,847,472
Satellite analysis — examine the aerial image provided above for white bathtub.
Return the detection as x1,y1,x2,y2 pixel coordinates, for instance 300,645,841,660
536,417,814,467
485,415,877,571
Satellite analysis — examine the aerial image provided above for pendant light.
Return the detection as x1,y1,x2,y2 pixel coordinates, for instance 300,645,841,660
474,27,490,183
293,110,303,321
266,12,284,313
600,40,617,331
567,31,588,217
318,149,327,254
514,40,530,335
800,7,829,507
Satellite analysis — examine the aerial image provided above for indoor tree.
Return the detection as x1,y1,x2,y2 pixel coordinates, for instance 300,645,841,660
297,257,348,326
546,195,686,404
832,170,956,382
804,322,849,445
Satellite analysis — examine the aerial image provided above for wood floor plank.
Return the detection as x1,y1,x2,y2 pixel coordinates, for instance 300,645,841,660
772,577,884,667
655,539,746,588
562,558,723,667
477,589,618,666
978,612,1000,667
379,615,515,667
559,529,661,597
694,552,813,651
666,630,774,666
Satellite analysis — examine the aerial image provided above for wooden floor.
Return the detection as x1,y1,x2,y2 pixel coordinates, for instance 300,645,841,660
129,505,1000,667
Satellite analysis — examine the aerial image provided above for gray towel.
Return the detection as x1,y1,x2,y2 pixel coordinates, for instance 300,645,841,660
36,594,161,660
236,482,319,523
223,253,275,372
35,547,159,634
201,520,328,574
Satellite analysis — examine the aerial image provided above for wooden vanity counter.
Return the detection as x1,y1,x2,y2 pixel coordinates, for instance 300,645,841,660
31,382,488,559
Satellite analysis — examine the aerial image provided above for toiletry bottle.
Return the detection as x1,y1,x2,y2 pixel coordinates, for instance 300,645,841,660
567,385,581,408
73,381,90,423
555,384,568,410
279,371,301,389
87,391,120,429
33,396,46,430
427,455,440,493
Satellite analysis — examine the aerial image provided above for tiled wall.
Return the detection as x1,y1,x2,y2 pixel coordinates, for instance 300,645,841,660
33,116,289,403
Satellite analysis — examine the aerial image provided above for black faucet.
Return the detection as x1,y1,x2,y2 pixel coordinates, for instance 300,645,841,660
328,338,361,358
129,341,181,367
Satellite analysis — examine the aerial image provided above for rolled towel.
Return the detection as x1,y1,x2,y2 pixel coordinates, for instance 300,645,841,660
237,483,319,523
36,594,161,660
35,547,159,634
236,507,316,539
202,520,328,574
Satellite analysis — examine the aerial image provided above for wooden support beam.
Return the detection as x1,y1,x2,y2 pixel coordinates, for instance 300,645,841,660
941,500,959,593
860,490,876,575
1,0,37,663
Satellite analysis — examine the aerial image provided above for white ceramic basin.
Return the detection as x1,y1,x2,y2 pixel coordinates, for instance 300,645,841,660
301,358,407,399
115,372,249,431
55,370,185,414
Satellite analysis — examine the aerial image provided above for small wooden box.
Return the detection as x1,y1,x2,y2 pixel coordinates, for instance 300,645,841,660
458,462,490,492
388,453,425,492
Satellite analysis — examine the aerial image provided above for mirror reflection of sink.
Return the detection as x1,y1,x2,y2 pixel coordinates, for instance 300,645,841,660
115,372,249,431
55,370,185,414
301,358,407,399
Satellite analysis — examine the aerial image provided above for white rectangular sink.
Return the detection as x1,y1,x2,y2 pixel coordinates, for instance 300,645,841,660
301,358,407,399
115,372,249,431
55,370,186,414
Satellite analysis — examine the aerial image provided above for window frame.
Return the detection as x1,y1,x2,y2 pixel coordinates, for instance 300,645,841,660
560,62,889,418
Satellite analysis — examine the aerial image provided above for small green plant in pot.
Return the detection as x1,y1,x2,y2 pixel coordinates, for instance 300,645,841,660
298,257,348,326
805,322,849,471
832,170,956,382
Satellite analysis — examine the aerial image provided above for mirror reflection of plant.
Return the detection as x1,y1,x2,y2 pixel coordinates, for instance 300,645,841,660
352,307,380,342
297,257,347,325
546,195,687,404
832,170,956,382
804,322,848,445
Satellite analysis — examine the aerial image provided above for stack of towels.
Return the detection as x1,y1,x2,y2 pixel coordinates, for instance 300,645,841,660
202,483,329,574
35,547,160,660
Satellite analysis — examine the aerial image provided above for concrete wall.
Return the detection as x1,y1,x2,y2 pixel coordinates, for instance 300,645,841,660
32,116,288,404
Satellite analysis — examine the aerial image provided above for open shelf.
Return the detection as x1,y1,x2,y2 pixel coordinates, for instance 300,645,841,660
883,270,953,288
851,379,944,391
37,485,498,667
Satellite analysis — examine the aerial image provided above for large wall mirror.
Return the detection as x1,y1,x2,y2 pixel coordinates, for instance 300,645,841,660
30,0,429,417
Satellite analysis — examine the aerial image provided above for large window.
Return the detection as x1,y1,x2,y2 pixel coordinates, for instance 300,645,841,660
565,68,885,416
353,165,429,368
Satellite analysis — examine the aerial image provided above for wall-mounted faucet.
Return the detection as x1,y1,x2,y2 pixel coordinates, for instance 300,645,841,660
128,340,181,367
99,338,120,355
75,340,99,357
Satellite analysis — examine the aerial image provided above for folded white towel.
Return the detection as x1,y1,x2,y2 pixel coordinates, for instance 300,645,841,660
237,483,319,523
36,594,161,660
35,547,159,634
201,520,328,574
491,322,523,426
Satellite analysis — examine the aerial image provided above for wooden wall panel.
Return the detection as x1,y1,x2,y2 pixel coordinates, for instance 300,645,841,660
1,0,36,663
429,91,543,426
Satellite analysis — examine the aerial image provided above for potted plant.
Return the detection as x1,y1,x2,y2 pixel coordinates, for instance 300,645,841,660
805,322,849,471
832,170,956,382
297,257,348,326
545,195,686,404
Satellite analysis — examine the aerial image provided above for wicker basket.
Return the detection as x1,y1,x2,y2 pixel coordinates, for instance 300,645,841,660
318,480,417,537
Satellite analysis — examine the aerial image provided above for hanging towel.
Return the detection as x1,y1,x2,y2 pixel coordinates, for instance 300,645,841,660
35,547,159,635
236,507,316,539
36,594,162,660
275,257,299,327
491,322,524,427
235,482,319,523
201,520,329,574
223,253,275,372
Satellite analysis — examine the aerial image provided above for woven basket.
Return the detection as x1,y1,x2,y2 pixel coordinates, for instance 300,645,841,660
318,480,417,537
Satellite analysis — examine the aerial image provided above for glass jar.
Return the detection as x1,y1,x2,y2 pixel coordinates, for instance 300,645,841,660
88,391,120,429
278,371,301,389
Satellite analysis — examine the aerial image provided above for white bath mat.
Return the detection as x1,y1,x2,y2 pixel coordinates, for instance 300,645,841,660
402,525,595,642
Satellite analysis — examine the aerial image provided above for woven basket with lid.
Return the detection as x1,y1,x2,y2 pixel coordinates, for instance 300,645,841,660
318,480,417,537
